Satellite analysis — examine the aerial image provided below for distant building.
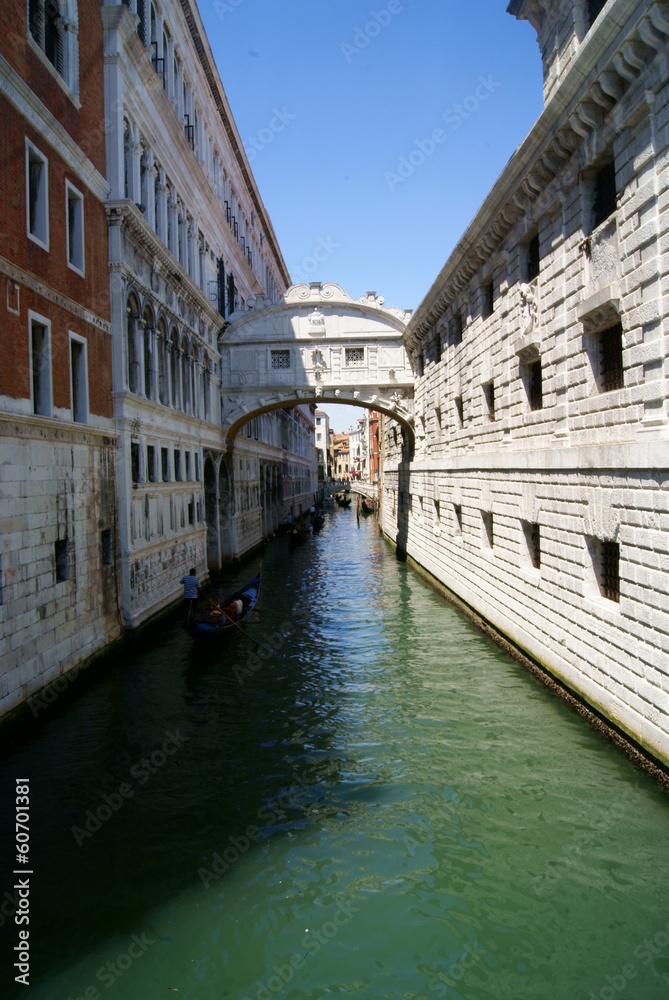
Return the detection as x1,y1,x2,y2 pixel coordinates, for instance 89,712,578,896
333,433,350,478
314,409,331,480
368,411,380,481
0,0,121,718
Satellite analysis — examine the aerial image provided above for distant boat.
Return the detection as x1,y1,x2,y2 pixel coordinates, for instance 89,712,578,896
335,493,352,507
188,576,260,637
361,498,376,515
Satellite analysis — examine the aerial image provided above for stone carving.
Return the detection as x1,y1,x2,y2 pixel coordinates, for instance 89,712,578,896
519,282,538,335
307,309,326,334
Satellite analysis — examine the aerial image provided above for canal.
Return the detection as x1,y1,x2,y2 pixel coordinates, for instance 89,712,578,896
1,507,668,999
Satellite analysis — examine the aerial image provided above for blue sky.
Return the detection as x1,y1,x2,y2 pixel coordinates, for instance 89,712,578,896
199,0,544,429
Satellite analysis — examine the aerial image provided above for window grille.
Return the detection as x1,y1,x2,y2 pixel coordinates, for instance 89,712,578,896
600,323,623,392
601,541,620,602
345,348,365,368
183,115,194,149
271,350,291,370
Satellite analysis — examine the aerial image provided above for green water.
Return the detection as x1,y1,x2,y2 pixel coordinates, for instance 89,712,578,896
1,509,668,999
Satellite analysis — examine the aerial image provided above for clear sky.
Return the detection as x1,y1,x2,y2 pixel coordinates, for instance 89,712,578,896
198,0,544,429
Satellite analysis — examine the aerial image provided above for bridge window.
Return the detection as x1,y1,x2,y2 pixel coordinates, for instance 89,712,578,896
453,504,463,534
271,349,291,370
345,348,365,368
522,521,541,569
482,511,494,549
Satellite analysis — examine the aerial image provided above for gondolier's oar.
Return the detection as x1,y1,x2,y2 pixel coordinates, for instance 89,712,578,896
204,598,261,648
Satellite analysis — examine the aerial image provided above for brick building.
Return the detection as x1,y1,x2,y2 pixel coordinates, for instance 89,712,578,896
0,0,120,717
381,0,669,766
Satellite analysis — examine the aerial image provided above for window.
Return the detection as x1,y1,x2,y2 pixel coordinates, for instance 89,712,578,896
482,281,494,319
345,348,365,368
188,498,195,525
147,445,157,482
434,499,441,522
66,181,84,274
522,521,541,569
450,311,463,346
28,0,65,77
101,529,113,567
601,541,620,602
483,381,495,421
26,140,49,249
0,555,3,605
174,450,182,482
186,452,191,481
162,447,170,481
194,453,200,481
434,329,442,363
131,443,141,483
600,322,624,392
525,233,540,282
482,511,494,549
29,314,52,417
453,504,462,534
69,333,88,423
593,160,617,229
55,538,69,583
587,0,607,30
524,358,543,411
271,350,290,370
455,396,464,428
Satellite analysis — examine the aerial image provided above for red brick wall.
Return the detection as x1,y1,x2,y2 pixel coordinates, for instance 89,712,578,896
1,0,107,178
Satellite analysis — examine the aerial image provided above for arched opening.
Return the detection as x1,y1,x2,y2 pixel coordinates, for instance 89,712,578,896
180,335,190,414
143,304,154,398
126,292,140,393
157,317,168,404
203,456,219,570
169,328,179,409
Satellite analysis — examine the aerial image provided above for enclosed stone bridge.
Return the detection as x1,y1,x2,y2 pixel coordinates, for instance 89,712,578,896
219,282,415,443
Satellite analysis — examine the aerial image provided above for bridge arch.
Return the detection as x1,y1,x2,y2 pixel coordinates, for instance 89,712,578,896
218,282,415,449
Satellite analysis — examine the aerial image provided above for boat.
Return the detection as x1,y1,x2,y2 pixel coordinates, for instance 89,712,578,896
313,513,325,532
289,525,311,546
188,575,260,637
361,498,376,515
335,492,352,507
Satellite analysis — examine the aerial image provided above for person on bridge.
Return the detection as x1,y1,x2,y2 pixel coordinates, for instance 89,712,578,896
180,567,201,624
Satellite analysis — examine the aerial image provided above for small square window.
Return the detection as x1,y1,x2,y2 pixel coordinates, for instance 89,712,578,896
525,233,540,282
483,381,495,421
271,349,291,370
26,140,49,250
482,511,494,549
482,281,494,319
55,538,69,583
600,323,624,392
522,520,541,569
66,181,85,274
345,347,365,368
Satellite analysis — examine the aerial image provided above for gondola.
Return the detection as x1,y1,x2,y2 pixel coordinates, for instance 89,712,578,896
188,575,260,637
335,492,352,507
313,513,325,532
361,498,376,515
289,526,311,546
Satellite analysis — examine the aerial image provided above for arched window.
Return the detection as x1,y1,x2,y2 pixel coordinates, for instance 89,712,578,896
170,329,180,409
143,305,154,398
157,319,168,404
126,294,140,393
181,336,190,413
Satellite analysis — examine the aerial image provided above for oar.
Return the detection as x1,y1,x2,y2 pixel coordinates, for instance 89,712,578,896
206,598,260,648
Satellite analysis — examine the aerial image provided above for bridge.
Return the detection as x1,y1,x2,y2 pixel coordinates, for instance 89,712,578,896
218,282,415,443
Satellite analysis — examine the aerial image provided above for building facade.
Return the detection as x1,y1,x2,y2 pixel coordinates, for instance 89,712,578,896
101,0,291,624
381,0,669,767
315,408,332,480
0,0,121,718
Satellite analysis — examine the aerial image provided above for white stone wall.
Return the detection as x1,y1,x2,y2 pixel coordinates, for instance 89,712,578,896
385,0,669,767
0,421,122,718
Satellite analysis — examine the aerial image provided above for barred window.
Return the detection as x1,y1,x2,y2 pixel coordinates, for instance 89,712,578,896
600,323,623,392
601,541,620,602
345,348,365,368
271,350,291,370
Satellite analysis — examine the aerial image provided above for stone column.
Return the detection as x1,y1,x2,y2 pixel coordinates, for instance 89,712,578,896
142,148,156,229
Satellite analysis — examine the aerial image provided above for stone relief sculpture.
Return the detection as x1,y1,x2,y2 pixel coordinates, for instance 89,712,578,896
519,282,538,335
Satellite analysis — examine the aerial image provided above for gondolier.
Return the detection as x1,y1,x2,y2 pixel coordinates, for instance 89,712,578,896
180,567,201,624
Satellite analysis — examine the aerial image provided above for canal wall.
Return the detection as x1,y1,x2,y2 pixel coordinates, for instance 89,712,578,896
381,0,669,769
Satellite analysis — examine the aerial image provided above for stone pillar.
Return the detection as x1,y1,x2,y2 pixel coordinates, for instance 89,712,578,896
142,148,156,229
150,327,160,401
129,127,142,206
135,319,146,397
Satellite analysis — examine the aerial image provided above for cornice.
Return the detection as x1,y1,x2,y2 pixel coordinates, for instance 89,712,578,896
0,255,111,334
0,54,109,202
178,0,291,290
406,0,669,349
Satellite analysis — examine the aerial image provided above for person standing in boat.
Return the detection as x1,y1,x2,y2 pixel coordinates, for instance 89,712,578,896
180,567,201,624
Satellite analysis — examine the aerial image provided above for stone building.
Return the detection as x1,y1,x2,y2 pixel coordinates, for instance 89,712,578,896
0,0,121,717
315,408,332,481
381,0,669,766
101,0,291,623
